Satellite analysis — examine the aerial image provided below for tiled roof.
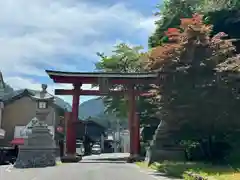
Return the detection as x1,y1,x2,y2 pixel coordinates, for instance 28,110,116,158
0,89,8,100
0,91,5,100
1,89,28,102
2,89,71,111
0,83,15,100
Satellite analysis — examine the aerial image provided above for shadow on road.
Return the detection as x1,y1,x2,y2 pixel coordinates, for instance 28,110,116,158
80,161,127,164
90,158,128,161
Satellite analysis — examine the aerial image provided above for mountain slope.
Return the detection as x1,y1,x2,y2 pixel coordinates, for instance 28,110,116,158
79,98,110,127
79,97,105,119
79,98,127,128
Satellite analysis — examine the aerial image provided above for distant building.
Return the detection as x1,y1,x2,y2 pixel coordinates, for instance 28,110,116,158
120,130,130,153
0,72,6,139
0,72,71,147
75,119,106,141
0,101,4,139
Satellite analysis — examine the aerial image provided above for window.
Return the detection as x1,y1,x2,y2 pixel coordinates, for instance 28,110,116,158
38,101,47,109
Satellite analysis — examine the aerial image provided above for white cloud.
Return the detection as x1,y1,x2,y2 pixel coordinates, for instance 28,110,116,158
0,0,157,103
138,17,158,35
4,76,98,104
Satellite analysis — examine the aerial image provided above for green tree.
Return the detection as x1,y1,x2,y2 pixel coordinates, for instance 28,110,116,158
149,0,240,48
149,0,203,48
96,43,145,73
95,43,146,119
202,0,240,12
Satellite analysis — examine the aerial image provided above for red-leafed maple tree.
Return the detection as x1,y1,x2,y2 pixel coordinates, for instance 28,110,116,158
145,13,235,71
143,14,240,161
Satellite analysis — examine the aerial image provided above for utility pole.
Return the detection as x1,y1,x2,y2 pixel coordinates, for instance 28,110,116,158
117,118,121,152
114,118,121,153
113,118,120,153
101,133,104,153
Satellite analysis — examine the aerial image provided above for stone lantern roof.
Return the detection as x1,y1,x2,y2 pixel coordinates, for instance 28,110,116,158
31,84,54,101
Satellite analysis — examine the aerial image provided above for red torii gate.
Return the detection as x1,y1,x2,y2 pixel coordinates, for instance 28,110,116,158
46,70,159,161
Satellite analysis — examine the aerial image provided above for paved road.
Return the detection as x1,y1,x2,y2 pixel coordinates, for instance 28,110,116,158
0,153,178,180
82,153,129,160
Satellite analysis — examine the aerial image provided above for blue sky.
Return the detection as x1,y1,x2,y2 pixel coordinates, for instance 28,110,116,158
0,0,161,104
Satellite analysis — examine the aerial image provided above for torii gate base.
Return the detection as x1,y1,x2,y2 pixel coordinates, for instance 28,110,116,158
46,70,159,162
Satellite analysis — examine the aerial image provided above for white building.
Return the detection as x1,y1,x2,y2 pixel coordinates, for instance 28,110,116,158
120,130,130,153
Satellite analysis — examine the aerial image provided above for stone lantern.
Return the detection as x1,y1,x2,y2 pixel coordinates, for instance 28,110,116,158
145,120,185,165
14,84,57,168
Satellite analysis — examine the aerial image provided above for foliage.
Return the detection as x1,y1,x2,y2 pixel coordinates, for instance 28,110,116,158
206,9,240,49
149,0,240,48
147,0,240,163
95,43,161,130
202,0,240,12
95,43,149,120
96,43,145,73
149,0,204,48
137,161,240,180
143,14,240,161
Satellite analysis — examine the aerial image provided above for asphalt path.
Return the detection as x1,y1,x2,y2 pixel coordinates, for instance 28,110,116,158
0,153,180,180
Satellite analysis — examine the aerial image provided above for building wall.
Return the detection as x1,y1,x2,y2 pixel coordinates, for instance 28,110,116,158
0,107,2,128
0,108,2,127
0,96,57,146
75,122,106,141
0,103,2,127
120,130,130,153
0,101,4,138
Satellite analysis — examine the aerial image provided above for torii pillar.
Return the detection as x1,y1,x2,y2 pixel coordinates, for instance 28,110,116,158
127,84,140,161
63,84,81,162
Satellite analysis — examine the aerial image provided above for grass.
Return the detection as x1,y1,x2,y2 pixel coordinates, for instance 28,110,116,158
56,161,63,166
136,161,240,180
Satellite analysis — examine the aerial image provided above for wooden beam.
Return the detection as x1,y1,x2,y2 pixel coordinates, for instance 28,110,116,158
55,89,146,96
50,76,159,84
